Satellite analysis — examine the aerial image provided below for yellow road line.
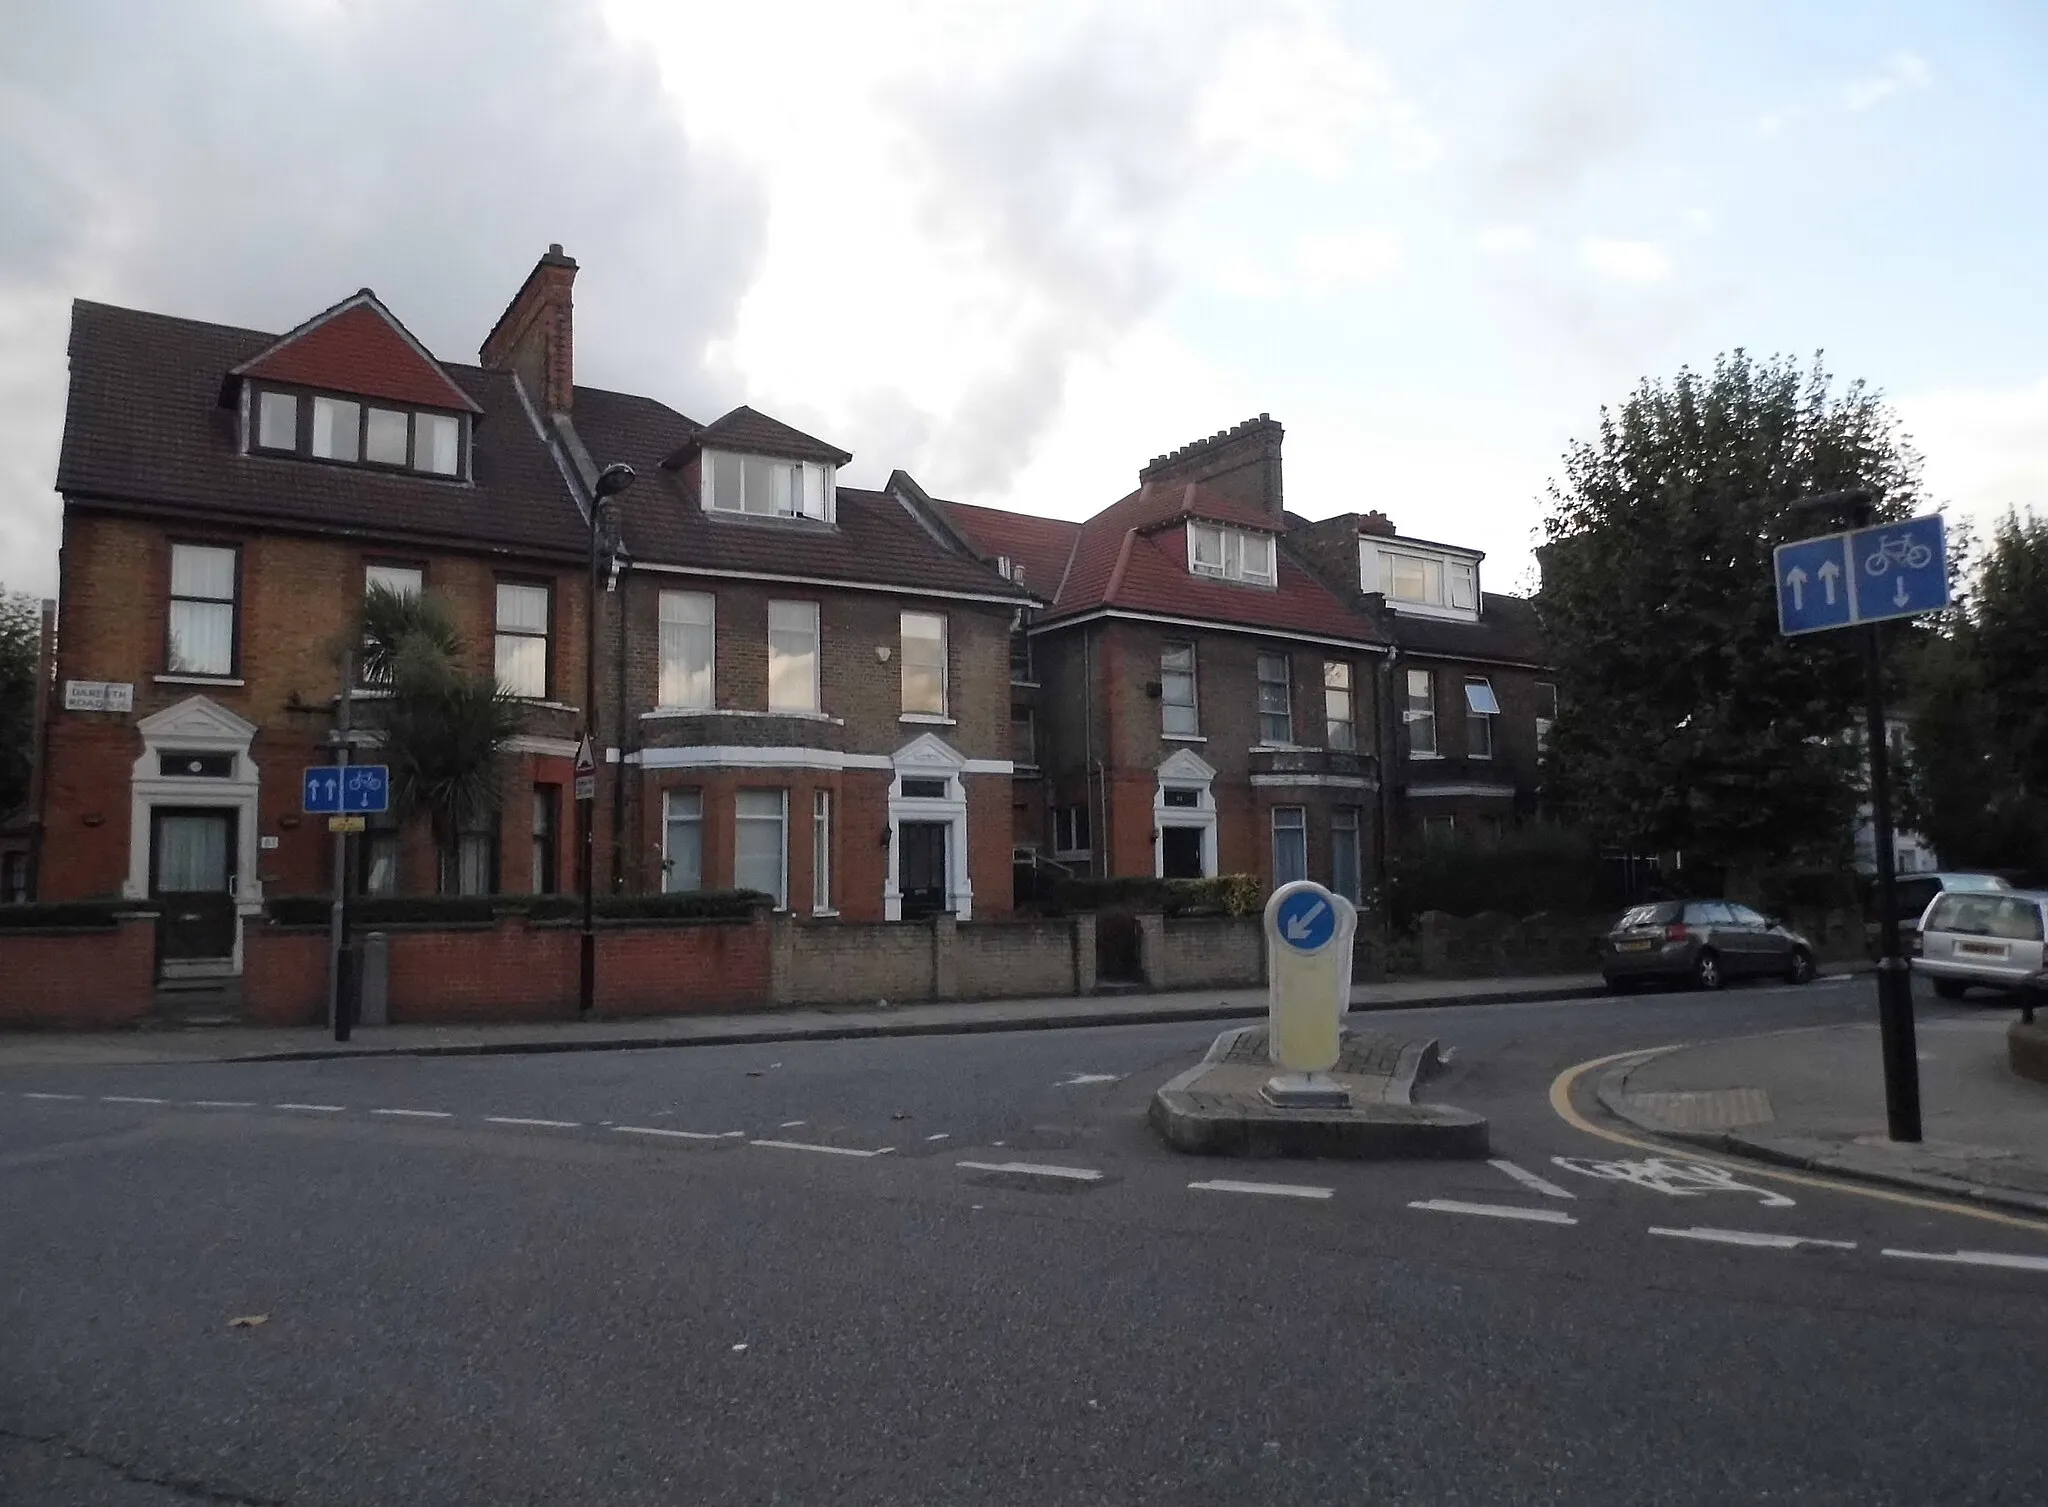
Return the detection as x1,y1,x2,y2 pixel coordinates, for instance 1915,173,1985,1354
1549,1047,2048,1236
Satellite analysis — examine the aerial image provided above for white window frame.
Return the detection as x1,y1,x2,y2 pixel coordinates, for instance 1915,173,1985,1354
1324,660,1355,750
1256,653,1293,745
900,610,948,718
1365,542,1482,620
767,600,820,714
1161,641,1200,738
494,581,551,700
702,450,835,522
663,788,704,893
1187,522,1276,585
1464,676,1498,760
1331,806,1362,902
168,544,238,678
735,788,789,909
1404,668,1438,759
812,789,833,915
1271,805,1308,886
1054,803,1090,859
658,590,715,710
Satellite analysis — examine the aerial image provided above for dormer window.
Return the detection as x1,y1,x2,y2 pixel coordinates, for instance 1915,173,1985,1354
1365,541,1481,618
703,450,835,522
250,386,468,479
1187,522,1275,585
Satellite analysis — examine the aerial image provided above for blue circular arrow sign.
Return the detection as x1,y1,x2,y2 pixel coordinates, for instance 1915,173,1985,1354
1274,887,1337,954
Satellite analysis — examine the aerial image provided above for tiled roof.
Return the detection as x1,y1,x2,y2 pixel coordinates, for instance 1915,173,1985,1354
59,300,588,557
564,389,1030,601
942,500,1080,598
954,481,1383,644
678,404,853,466
232,291,481,413
1390,592,1550,667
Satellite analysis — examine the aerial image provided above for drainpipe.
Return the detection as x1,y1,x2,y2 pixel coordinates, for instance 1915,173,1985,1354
1082,625,1101,878
610,562,629,892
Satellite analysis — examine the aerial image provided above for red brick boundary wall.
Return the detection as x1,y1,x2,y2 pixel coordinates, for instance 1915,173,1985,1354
0,913,159,1029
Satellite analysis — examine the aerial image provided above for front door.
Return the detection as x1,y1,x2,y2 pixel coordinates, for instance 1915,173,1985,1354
1160,825,1205,880
151,808,238,963
899,821,949,920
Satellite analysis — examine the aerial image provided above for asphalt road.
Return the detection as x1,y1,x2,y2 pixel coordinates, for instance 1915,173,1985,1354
4,977,2043,1506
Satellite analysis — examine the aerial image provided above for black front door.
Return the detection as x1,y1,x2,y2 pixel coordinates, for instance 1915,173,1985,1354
899,821,948,920
1161,826,1205,880
151,808,237,962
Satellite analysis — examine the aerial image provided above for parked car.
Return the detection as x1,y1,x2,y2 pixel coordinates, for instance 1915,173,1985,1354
1869,871,2010,957
1599,900,1817,992
1912,888,2048,999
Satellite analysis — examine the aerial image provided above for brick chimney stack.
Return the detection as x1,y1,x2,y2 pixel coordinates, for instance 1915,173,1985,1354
1139,413,1285,516
480,243,578,415
1358,510,1397,537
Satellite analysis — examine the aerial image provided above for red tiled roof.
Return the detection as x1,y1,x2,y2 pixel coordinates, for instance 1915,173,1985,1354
232,292,481,412
943,500,1079,597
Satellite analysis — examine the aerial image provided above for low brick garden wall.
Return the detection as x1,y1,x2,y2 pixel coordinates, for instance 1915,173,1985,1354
0,910,159,1029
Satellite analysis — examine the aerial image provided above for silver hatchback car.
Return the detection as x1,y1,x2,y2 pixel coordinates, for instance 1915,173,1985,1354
1914,889,2048,999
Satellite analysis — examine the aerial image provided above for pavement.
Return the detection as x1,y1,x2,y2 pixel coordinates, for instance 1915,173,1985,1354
5,975,2048,1505
1599,1008,2048,1216
0,971,1609,1068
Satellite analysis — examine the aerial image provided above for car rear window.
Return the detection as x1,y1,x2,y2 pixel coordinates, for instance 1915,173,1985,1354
1896,879,1941,918
1946,874,2011,893
1927,894,2046,941
1617,903,1680,927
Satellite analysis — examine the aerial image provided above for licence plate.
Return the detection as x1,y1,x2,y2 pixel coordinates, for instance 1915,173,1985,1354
1956,940,2008,958
1614,940,1654,953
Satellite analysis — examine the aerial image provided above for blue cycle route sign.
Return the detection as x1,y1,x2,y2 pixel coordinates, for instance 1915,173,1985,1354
303,764,390,814
1273,887,1338,954
1775,514,1949,637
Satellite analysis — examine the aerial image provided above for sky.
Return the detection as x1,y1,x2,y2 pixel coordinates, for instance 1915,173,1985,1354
2,0,2044,601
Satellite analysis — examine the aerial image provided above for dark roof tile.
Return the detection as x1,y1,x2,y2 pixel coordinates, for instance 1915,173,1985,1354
679,403,852,466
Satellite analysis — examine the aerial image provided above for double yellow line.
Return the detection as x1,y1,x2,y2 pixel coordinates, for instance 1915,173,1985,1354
1549,1047,2048,1236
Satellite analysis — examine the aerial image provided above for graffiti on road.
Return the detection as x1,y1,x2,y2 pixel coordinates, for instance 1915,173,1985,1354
1551,1156,1796,1208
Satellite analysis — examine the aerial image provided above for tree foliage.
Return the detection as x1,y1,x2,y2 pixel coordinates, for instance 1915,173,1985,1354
1536,352,1925,872
0,590,42,818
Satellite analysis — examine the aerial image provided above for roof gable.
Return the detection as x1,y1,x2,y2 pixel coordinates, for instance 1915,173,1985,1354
231,291,481,413
679,404,852,466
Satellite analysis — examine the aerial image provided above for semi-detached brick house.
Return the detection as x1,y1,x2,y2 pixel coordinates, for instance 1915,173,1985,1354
946,417,1391,906
41,245,1031,988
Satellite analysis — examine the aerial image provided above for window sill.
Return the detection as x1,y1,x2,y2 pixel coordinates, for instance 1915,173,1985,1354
1009,678,1041,689
811,908,840,919
1407,752,1444,762
155,674,245,687
1053,850,1092,862
1161,733,1207,744
900,713,956,725
507,698,580,713
1011,763,1040,775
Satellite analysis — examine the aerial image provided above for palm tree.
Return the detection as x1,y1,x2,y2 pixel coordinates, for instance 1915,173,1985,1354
351,585,523,886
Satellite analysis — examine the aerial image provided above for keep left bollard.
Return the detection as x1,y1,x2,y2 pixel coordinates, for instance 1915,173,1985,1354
1261,880,1358,1108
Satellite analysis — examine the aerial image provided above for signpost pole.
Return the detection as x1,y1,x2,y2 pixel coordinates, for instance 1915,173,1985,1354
329,655,354,1044
1861,622,1921,1141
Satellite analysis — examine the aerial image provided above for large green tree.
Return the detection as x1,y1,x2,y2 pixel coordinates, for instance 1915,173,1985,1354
0,590,41,818
1536,351,1926,874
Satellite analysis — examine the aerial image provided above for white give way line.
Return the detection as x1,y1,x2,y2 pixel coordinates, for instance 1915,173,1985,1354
1190,1179,1333,1201
1882,1248,2048,1273
957,1160,1103,1183
1490,1159,1576,1199
1651,1227,1856,1251
1409,1199,1578,1226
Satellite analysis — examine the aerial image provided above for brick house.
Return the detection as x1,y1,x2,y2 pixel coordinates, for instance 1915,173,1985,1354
947,417,1390,905
1289,509,1555,842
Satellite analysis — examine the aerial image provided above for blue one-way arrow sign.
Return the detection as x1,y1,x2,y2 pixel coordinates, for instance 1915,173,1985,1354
1775,514,1949,636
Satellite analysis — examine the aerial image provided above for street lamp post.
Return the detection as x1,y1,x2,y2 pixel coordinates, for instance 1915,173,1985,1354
580,462,637,1018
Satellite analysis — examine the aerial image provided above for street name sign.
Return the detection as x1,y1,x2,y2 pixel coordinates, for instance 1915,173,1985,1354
62,680,134,713
303,764,391,815
1775,513,1949,636
1261,880,1358,1098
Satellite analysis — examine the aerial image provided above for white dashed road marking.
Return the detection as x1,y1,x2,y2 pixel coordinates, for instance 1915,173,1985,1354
274,1103,345,1113
1409,1199,1579,1226
101,1096,167,1105
1650,1227,1857,1251
779,1120,807,1128
371,1108,452,1119
1059,1073,1123,1087
751,1139,895,1158
485,1116,581,1129
1882,1248,2048,1273
924,1133,950,1141
23,1092,82,1101
1189,1179,1333,1201
1490,1159,1576,1199
957,1160,1104,1183
190,1100,256,1109
613,1126,726,1141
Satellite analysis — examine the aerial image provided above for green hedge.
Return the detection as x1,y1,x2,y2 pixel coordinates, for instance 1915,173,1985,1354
265,894,497,928
1387,823,1607,924
0,898,159,930
526,889,773,923
1050,873,1262,918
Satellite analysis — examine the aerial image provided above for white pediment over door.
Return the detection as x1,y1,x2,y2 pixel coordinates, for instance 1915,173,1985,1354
892,731,967,770
137,695,258,747
1157,747,1216,783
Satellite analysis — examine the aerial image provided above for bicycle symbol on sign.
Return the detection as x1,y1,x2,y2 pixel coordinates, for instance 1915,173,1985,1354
1864,533,1933,577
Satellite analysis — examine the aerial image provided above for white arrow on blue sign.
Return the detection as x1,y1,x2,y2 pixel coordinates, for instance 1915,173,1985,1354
1775,514,1949,636
1273,887,1338,953
303,764,390,814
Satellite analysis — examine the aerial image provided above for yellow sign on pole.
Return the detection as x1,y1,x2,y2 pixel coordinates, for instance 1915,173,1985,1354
327,815,367,833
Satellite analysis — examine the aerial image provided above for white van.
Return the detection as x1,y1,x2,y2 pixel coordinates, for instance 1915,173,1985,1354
1914,889,2048,999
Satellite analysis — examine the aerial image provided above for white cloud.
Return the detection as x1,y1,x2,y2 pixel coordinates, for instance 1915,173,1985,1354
1578,237,1673,285
1896,377,2048,535
1474,224,1538,257
1842,50,1931,112
1294,228,1402,288
1197,19,1437,178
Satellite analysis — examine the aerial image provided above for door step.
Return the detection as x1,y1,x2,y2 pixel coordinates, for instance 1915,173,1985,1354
151,976,244,1026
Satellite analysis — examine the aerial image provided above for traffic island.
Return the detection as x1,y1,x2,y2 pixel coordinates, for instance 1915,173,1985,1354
1149,1024,1490,1159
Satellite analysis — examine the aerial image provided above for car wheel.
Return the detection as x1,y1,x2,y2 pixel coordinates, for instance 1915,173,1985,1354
1786,948,1815,986
1693,949,1723,991
1932,978,1968,1001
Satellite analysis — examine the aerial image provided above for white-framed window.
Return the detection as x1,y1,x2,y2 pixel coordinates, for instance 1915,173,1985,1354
1010,630,1034,684
736,788,788,907
494,581,551,699
311,396,361,462
365,563,422,600
812,789,833,914
658,591,715,709
1054,803,1090,857
1161,641,1199,737
1256,653,1292,744
1012,710,1036,767
256,390,298,450
767,600,820,713
1404,668,1437,758
901,610,947,716
704,451,834,522
1332,807,1362,902
1324,661,1354,750
168,543,238,676
1536,682,1558,753
1378,549,1478,611
663,789,703,893
1272,806,1308,885
1464,676,1499,759
1423,813,1456,843
1187,522,1276,585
